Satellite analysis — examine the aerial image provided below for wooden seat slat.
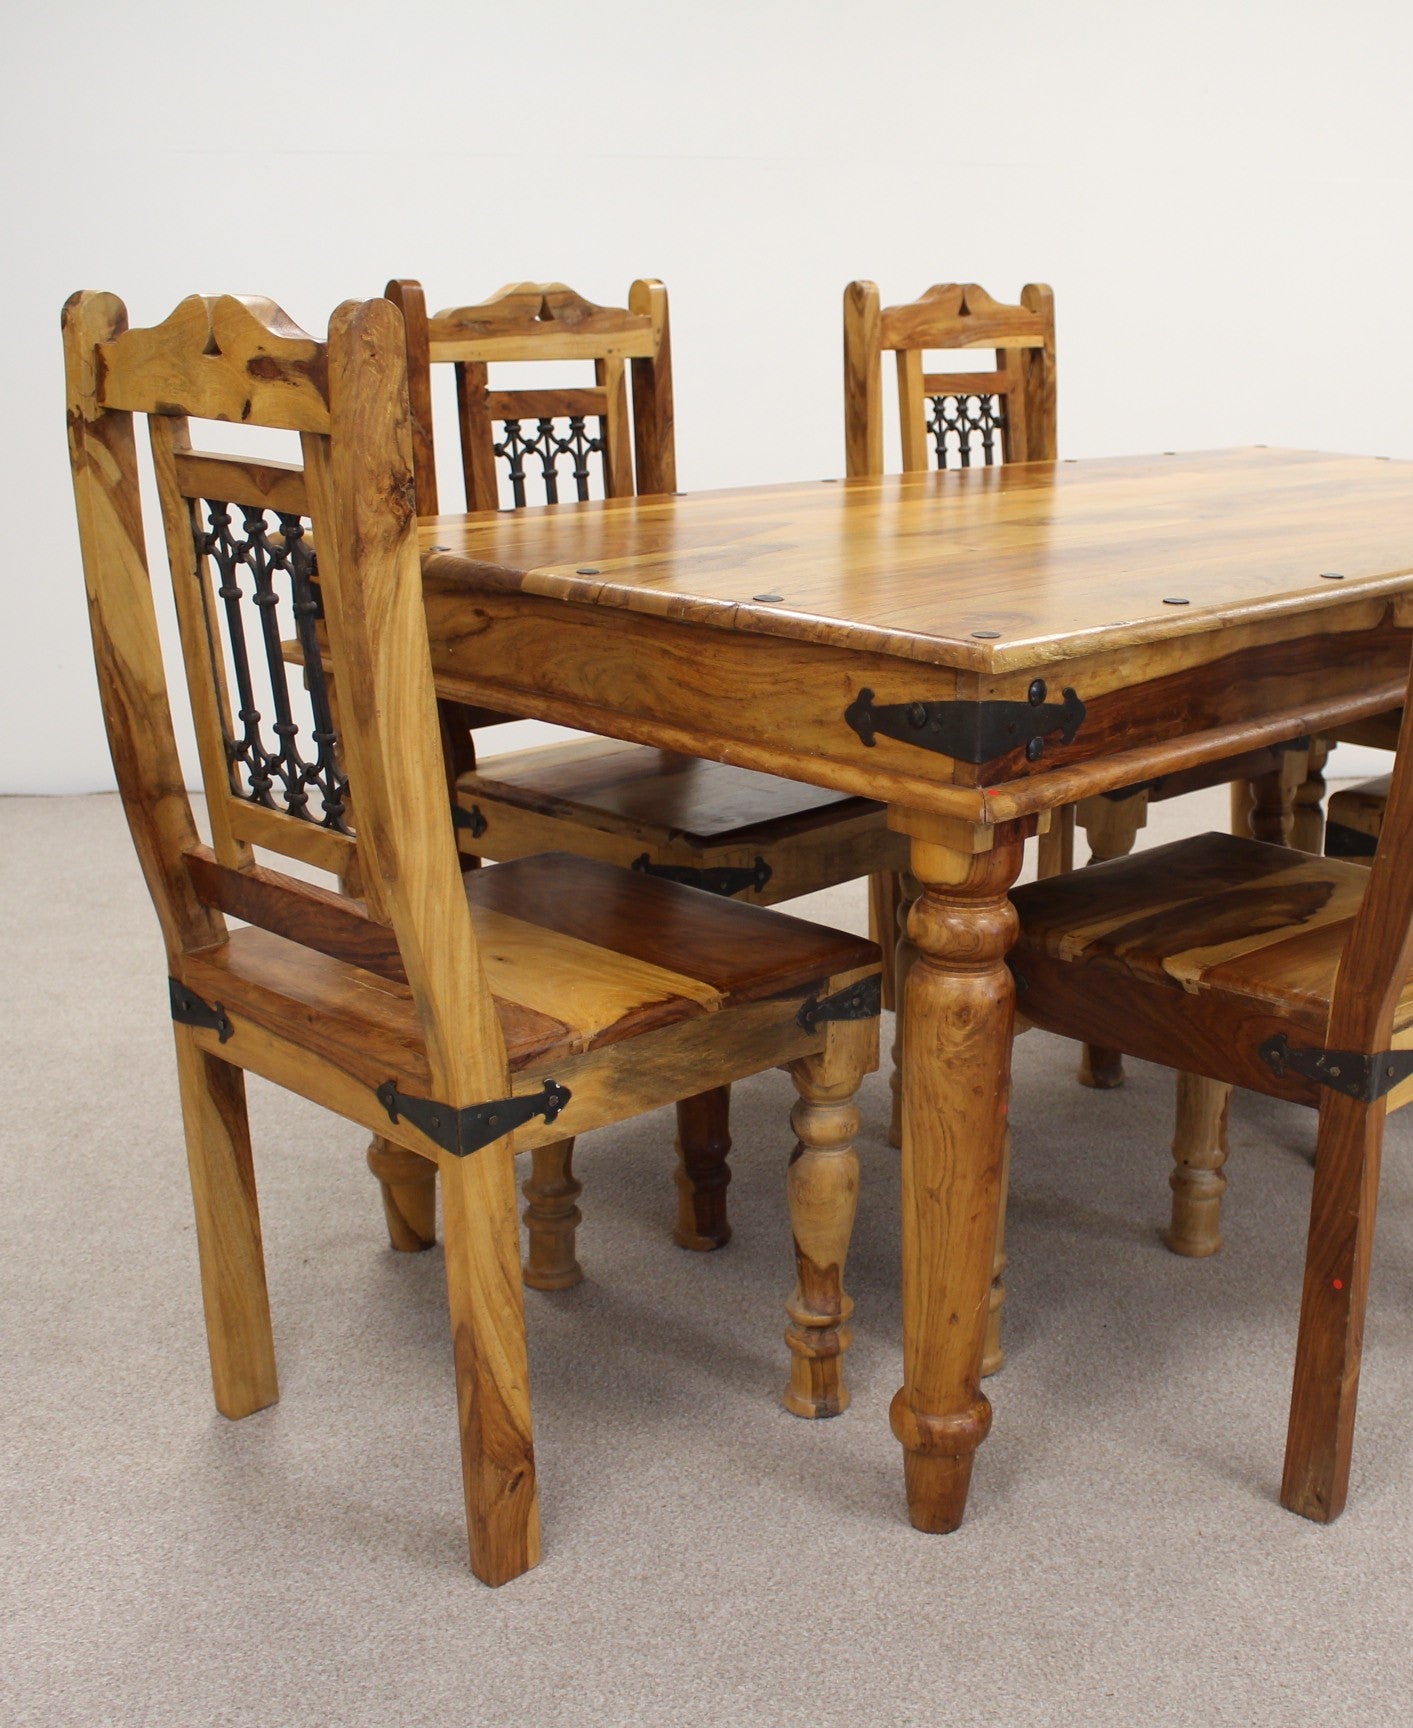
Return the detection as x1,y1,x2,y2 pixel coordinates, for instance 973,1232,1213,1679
460,740,880,845
462,853,879,1005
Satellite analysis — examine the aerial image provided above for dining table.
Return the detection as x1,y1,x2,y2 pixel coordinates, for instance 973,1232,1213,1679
416,445,1413,1536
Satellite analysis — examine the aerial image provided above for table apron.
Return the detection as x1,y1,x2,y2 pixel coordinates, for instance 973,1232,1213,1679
423,583,1411,823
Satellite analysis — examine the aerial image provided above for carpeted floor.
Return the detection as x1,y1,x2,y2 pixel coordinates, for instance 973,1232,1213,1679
3,791,1411,1726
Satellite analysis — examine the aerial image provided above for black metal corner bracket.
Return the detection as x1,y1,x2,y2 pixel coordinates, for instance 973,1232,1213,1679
376,1077,571,1158
631,854,773,896
797,973,883,1032
844,679,1085,765
169,978,234,1043
1258,1033,1413,1104
452,802,488,839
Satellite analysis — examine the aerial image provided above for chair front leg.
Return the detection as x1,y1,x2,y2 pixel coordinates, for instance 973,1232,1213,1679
1291,739,1329,854
869,870,904,1010
367,1136,437,1251
783,1040,867,1417
173,1027,277,1419
1282,1091,1388,1523
1074,792,1148,1088
440,1141,542,1585
888,869,921,1148
673,1087,733,1250
522,1137,582,1288
1167,1074,1230,1256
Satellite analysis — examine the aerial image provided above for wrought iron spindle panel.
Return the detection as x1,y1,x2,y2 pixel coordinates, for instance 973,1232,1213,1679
494,416,605,508
197,500,351,831
926,393,1009,469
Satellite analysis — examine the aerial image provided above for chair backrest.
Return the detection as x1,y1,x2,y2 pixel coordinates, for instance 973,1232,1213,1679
843,280,1057,476
62,290,507,1106
386,278,675,514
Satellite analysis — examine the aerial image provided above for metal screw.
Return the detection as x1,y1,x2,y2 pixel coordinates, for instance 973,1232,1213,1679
1319,571,1345,580
1162,597,1190,606
1026,738,1045,762
753,593,784,603
576,566,599,575
906,703,928,729
428,545,449,552
1028,679,1047,705
972,630,1001,640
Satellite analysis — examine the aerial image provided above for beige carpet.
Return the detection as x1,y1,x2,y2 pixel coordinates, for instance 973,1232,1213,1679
3,792,1411,1727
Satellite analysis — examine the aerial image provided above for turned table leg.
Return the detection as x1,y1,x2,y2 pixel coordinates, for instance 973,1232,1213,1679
888,818,1025,1533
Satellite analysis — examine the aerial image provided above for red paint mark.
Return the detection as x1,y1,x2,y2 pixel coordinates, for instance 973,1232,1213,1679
1332,1278,1345,1291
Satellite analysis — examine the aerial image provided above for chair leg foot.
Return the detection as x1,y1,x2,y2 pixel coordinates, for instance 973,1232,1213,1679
1077,1045,1125,1089
1167,1074,1230,1256
522,1138,582,1290
673,1088,732,1250
367,1136,437,1251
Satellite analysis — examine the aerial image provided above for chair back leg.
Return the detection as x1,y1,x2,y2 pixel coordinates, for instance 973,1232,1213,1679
173,1030,278,1419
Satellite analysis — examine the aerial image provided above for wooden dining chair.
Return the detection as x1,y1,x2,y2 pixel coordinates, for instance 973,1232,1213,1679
369,277,905,1270
1006,678,1413,1523
63,288,882,1585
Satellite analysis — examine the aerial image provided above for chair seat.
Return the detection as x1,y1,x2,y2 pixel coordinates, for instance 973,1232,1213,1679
1011,831,1413,1103
456,739,904,901
1326,776,1389,857
182,853,879,1090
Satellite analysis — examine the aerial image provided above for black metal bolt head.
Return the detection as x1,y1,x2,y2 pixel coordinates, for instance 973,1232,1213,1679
1026,737,1045,762
1028,679,1047,705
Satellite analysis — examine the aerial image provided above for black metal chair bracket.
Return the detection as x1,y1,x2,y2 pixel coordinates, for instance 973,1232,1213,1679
1258,1033,1413,1104
169,978,234,1043
376,1077,572,1157
631,854,772,896
796,973,883,1032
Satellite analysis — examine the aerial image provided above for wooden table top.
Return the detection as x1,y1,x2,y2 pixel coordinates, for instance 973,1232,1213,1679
422,447,1413,674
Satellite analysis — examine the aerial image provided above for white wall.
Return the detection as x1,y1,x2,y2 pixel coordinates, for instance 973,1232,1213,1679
5,0,1411,792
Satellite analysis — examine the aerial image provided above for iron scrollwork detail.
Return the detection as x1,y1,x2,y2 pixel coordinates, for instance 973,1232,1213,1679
496,416,605,507
199,500,350,831
928,393,1007,468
